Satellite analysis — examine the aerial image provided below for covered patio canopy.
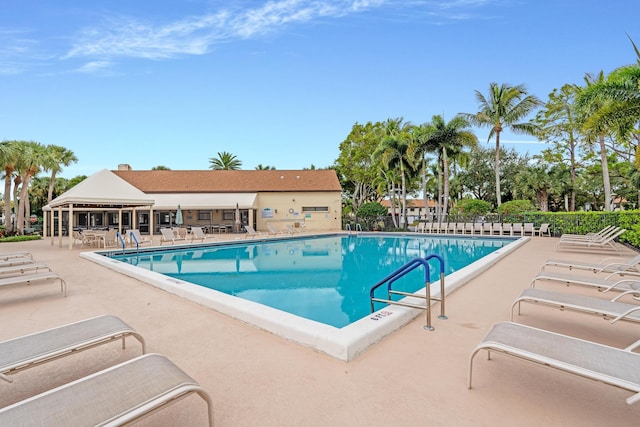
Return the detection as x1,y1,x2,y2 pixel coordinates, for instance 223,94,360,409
44,169,155,249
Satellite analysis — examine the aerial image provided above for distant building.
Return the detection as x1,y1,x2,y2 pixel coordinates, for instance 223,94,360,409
380,199,437,224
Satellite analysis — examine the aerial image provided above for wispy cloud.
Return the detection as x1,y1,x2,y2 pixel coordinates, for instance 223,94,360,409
54,0,494,73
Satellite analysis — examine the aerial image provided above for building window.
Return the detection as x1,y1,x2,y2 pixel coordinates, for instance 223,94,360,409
302,206,329,212
223,210,235,221
198,211,211,221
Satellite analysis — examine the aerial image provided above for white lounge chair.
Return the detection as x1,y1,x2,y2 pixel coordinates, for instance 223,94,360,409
0,272,67,297
0,257,35,269
160,228,186,245
0,263,51,277
0,353,214,426
531,270,640,294
511,287,640,324
468,321,640,405
0,252,33,261
129,229,152,247
244,225,263,239
511,223,523,236
190,226,215,242
560,225,616,241
556,228,626,252
266,223,284,235
0,314,145,383
541,253,640,274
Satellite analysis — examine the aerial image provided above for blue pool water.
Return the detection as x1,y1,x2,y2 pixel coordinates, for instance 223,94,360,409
111,234,513,328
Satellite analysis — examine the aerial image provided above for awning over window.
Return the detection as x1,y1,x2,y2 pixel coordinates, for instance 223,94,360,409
150,193,257,210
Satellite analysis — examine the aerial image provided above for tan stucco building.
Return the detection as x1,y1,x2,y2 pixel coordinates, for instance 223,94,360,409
43,167,342,247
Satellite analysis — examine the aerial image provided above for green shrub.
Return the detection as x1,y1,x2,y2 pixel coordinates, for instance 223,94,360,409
452,199,492,217
497,200,535,216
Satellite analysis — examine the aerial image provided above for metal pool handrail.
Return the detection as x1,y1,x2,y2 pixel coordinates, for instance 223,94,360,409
369,254,446,331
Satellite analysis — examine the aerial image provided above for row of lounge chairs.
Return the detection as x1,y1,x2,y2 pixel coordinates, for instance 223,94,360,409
0,315,214,425
556,225,626,252
415,222,551,236
0,252,66,297
159,226,215,245
468,238,640,405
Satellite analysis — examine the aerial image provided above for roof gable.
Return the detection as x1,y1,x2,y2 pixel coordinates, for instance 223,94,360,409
49,169,155,208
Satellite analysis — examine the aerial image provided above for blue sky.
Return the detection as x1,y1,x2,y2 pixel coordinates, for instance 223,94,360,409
1,1,638,178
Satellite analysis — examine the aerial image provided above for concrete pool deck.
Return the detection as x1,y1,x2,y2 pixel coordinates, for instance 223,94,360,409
1,233,639,426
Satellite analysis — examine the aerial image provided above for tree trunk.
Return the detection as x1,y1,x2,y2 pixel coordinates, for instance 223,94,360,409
400,163,407,230
3,170,12,233
599,135,612,211
495,131,502,206
47,171,57,203
442,148,450,216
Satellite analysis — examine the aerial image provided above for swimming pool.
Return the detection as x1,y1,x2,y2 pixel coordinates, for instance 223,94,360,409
82,233,527,360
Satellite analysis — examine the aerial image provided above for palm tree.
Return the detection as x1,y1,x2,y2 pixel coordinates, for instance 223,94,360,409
373,118,415,229
42,145,78,203
577,71,616,210
0,140,19,232
209,151,242,170
255,164,276,170
14,141,47,234
415,115,477,216
535,84,582,211
462,83,542,206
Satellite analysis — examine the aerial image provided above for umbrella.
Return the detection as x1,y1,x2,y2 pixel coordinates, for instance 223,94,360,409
175,205,183,227
234,203,241,232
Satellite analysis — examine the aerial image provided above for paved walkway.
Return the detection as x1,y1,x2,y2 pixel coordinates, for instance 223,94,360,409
0,234,639,426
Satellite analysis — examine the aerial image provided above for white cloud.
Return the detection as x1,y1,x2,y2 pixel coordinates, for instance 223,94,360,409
59,0,497,72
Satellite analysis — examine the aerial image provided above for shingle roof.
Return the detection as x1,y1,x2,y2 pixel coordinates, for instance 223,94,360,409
112,169,341,193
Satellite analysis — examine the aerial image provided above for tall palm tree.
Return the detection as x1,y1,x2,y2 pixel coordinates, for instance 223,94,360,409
535,84,582,211
373,118,414,229
42,145,78,203
14,141,47,234
462,83,542,206
415,115,477,216
577,71,615,210
209,151,242,170
0,140,19,232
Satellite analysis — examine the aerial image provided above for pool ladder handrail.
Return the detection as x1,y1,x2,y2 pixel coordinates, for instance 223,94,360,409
116,231,127,255
369,254,446,331
346,223,363,235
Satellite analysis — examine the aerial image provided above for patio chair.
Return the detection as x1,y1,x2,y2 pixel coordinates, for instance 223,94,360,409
541,253,640,274
473,223,483,235
0,271,67,297
415,222,425,233
103,229,119,248
482,223,492,235
511,287,640,324
523,223,535,236
511,223,523,236
191,226,215,242
160,228,186,245
0,353,214,426
492,223,503,235
129,229,152,247
467,321,640,405
530,270,640,294
556,228,626,252
0,314,145,383
534,223,551,237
